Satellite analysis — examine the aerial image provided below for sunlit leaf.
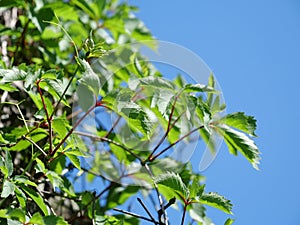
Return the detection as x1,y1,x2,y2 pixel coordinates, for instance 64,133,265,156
200,192,233,214
218,112,257,137
224,218,235,225
214,124,260,170
155,172,189,200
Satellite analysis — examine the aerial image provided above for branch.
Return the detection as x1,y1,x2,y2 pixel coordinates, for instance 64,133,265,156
180,204,188,225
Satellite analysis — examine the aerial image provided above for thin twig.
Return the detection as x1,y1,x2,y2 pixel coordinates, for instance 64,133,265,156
157,197,176,216
150,125,204,162
104,115,121,138
22,135,47,157
113,208,159,224
73,130,143,162
49,104,96,159
148,94,180,159
137,198,158,224
36,80,53,153
50,65,79,120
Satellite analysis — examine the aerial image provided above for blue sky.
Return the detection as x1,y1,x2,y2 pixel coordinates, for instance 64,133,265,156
128,1,300,224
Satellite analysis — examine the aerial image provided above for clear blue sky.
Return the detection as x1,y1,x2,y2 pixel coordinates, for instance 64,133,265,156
127,1,300,224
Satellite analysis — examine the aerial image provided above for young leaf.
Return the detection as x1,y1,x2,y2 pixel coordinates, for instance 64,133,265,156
214,124,260,170
218,112,257,136
200,192,233,214
155,172,189,200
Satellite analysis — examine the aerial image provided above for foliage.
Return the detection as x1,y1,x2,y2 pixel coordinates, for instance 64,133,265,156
0,0,260,224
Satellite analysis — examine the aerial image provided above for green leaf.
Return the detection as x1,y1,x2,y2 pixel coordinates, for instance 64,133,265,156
19,184,48,216
1,180,15,198
14,187,26,208
139,76,175,90
5,151,13,178
71,0,97,20
14,175,37,187
0,68,27,83
155,172,189,200
188,203,206,223
29,213,68,225
200,192,233,214
7,218,22,225
65,153,81,170
189,179,204,199
52,118,69,138
0,0,23,7
43,215,69,225
214,124,260,170
78,57,100,96
224,218,235,225
7,209,25,223
107,185,140,209
29,213,44,225
183,83,216,93
0,83,18,92
218,112,257,136
10,132,48,151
